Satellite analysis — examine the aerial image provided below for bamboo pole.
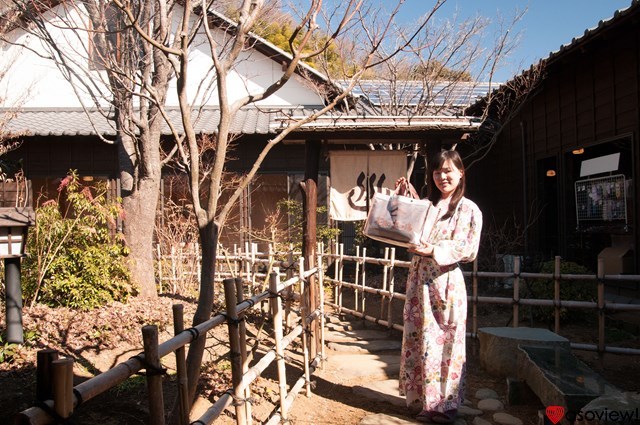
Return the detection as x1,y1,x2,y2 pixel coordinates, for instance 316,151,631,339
285,249,294,331
380,247,389,319
223,278,247,425
472,258,478,337
338,243,344,315
142,325,165,425
317,247,326,369
386,248,396,329
251,243,257,293
513,256,521,327
172,305,189,425
157,244,163,294
554,256,561,333
36,349,59,402
332,241,339,307
360,247,367,314
235,277,252,424
597,258,606,357
171,245,177,293
269,271,289,421
298,257,311,397
354,245,360,312
51,357,73,420
244,242,251,288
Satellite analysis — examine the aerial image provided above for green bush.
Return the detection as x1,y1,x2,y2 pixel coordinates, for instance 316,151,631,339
527,260,596,323
22,171,132,309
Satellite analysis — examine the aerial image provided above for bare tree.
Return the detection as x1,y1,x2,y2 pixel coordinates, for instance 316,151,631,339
2,0,529,412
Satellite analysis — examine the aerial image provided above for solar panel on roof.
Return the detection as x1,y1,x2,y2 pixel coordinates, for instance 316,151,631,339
342,80,495,108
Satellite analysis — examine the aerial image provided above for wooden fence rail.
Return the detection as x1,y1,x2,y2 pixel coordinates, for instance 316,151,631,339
17,242,640,424
16,256,320,425
324,243,640,356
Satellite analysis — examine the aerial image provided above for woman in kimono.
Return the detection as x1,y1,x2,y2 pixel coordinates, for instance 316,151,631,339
395,149,482,424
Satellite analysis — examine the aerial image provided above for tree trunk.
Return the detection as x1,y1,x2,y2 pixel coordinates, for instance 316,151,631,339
117,135,161,299
185,221,218,404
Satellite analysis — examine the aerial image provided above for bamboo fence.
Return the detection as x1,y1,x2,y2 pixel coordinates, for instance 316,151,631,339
324,242,640,356
17,250,321,425
17,242,640,424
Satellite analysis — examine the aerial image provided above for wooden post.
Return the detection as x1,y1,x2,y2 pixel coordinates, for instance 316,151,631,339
157,244,163,295
142,325,165,425
171,245,177,293
386,248,396,328
285,248,295,331
300,139,320,360
472,258,478,337
36,349,59,402
354,245,360,312
269,271,289,421
554,256,561,333
333,241,339,307
380,247,389,319
172,305,189,425
360,247,367,314
597,258,606,357
298,257,312,397
223,278,246,424
513,256,521,327
51,357,74,420
235,277,252,424
317,246,326,369
338,243,344,316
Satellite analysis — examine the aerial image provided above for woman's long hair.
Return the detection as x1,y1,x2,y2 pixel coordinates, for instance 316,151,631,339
426,149,466,220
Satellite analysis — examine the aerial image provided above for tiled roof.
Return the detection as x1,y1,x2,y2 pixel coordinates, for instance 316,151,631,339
3,105,483,137
2,107,284,137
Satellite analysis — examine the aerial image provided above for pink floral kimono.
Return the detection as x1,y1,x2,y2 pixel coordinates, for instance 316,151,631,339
399,197,482,414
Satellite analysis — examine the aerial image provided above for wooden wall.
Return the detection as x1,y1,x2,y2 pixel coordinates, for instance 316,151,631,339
468,10,640,272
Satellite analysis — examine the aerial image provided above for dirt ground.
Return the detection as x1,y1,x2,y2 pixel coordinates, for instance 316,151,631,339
1,288,639,425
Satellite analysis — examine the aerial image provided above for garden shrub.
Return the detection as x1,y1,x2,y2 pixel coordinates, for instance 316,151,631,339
22,171,132,309
527,260,596,323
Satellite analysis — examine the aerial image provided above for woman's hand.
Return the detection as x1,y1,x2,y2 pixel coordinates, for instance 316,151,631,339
395,177,419,199
395,177,409,196
408,243,434,257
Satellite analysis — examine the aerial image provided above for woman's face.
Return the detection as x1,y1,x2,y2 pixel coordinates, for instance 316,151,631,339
433,159,463,198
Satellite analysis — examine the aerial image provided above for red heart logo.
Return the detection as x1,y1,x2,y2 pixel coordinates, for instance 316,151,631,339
546,406,565,424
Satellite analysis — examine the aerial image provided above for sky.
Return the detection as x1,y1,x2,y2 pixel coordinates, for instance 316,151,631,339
399,0,632,82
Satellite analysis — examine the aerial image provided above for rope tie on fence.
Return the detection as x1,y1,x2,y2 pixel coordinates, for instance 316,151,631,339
221,313,244,325
35,400,75,424
268,290,285,300
190,421,206,425
275,352,291,362
223,388,256,407
512,297,520,305
185,327,200,341
243,298,256,308
130,354,167,376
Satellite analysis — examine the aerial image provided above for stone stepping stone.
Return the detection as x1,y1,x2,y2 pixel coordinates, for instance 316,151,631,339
328,339,402,353
325,329,397,342
325,318,368,331
493,412,523,425
475,388,499,400
325,354,400,378
472,417,492,425
458,405,483,417
353,379,405,407
477,398,504,411
359,413,414,424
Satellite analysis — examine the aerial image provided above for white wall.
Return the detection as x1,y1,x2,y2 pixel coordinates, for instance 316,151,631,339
0,3,324,110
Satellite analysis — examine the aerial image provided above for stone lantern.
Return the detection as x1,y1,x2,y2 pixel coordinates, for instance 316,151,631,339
0,180,35,344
